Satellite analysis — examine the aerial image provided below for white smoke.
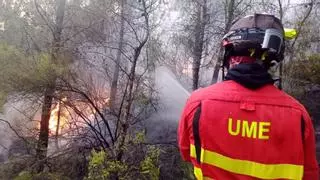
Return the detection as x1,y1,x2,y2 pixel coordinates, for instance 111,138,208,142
146,66,190,142
0,99,39,161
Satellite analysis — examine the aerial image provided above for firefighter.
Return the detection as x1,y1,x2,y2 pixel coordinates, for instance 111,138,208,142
178,14,319,180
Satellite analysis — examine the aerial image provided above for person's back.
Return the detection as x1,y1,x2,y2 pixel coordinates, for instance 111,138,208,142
178,14,319,179
179,80,318,179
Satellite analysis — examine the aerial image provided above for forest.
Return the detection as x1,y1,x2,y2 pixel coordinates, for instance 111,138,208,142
0,0,319,179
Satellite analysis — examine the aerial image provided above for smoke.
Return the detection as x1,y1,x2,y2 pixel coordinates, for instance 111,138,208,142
0,110,13,161
155,66,190,119
146,66,190,142
0,65,191,160
0,99,39,161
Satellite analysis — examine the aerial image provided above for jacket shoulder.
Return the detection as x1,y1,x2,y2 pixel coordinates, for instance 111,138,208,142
278,90,308,112
187,81,232,103
188,81,307,112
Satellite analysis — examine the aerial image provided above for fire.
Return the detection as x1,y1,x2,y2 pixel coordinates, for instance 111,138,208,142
49,102,67,135
47,95,110,135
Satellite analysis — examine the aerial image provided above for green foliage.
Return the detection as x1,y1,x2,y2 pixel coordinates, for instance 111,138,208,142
0,44,70,95
290,54,320,85
14,171,32,180
46,148,88,179
86,150,108,180
0,44,24,90
138,95,150,106
86,131,162,180
180,161,196,180
133,130,146,144
140,145,160,180
86,150,128,180
158,146,196,180
0,91,7,112
284,53,320,126
131,131,160,179
0,156,33,180
14,171,69,180
0,155,71,180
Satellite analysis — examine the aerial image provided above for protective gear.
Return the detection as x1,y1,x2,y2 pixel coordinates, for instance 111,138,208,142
222,14,285,68
178,80,319,180
225,62,274,89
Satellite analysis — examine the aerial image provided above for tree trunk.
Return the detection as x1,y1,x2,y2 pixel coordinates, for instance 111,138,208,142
36,87,54,172
36,0,66,172
192,0,207,90
116,0,149,162
211,46,224,83
211,0,235,84
110,0,125,110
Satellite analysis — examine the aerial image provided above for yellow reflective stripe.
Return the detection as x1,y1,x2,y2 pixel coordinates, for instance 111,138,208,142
190,144,303,180
284,28,297,40
194,167,213,180
194,167,203,180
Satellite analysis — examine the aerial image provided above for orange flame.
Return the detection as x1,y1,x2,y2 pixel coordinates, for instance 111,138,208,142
49,102,67,135
47,96,110,135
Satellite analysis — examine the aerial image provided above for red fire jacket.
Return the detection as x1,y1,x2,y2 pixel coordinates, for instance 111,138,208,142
178,80,319,180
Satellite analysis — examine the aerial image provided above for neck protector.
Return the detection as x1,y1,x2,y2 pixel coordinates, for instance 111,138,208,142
225,63,274,89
